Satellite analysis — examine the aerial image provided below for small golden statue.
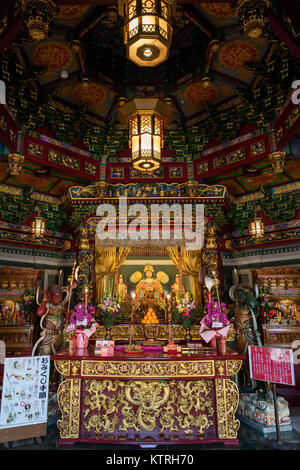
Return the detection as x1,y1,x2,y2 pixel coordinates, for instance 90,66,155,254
171,274,184,304
116,274,128,303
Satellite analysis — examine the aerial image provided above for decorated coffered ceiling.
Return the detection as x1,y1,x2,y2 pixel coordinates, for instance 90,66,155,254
0,0,299,147
0,0,299,248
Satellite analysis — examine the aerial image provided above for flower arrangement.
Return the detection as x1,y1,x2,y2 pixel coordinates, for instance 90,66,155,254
98,293,121,330
66,303,98,347
174,292,197,330
200,300,230,346
22,289,35,312
203,300,229,329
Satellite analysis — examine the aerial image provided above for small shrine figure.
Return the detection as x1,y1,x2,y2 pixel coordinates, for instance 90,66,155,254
32,283,76,355
171,274,184,304
117,275,128,303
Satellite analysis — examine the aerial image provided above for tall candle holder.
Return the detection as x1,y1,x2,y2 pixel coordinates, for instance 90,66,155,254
167,294,173,343
66,259,78,324
129,292,136,345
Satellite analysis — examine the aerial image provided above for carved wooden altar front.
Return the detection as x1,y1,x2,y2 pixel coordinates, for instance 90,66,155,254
54,349,243,446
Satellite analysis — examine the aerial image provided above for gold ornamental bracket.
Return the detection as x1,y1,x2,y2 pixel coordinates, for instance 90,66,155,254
67,182,229,203
7,153,25,176
22,0,59,41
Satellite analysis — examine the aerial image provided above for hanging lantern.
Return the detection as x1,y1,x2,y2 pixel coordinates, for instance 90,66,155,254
22,0,58,41
31,216,46,238
118,0,176,67
118,97,173,172
236,0,270,39
268,151,286,174
7,153,25,176
248,217,265,239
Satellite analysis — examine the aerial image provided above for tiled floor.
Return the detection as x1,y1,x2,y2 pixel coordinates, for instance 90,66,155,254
2,413,300,451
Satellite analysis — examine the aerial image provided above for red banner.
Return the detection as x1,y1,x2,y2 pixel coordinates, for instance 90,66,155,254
249,345,295,386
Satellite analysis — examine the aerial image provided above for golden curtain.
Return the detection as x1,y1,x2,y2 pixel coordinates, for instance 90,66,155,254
95,247,130,302
166,247,202,306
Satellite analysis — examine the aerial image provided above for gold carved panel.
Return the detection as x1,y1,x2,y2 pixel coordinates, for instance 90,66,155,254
215,378,240,439
57,378,81,439
82,379,215,439
81,359,215,379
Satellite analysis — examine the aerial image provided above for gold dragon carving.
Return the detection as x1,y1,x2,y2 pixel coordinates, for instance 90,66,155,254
82,379,215,438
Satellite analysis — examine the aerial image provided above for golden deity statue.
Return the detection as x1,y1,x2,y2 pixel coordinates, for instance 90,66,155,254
171,274,184,304
117,274,128,303
134,264,166,312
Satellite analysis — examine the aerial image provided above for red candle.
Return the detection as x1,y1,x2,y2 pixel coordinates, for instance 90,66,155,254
208,291,212,302
84,287,88,308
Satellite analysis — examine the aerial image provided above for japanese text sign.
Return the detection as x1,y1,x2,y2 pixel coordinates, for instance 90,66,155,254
0,356,50,429
249,346,295,386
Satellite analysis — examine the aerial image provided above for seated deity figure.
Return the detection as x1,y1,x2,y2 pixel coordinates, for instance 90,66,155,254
135,264,166,313
117,274,128,303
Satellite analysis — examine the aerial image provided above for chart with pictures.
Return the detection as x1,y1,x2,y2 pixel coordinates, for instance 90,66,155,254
0,356,50,429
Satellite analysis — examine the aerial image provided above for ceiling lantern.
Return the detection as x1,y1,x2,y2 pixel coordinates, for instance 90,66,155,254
22,0,58,41
31,216,46,238
119,97,173,172
236,0,270,39
118,0,176,67
249,218,265,239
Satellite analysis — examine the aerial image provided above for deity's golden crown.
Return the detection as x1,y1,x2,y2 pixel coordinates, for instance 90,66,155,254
144,264,154,272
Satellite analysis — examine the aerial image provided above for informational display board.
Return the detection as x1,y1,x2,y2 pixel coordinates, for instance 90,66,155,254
249,346,295,386
0,356,50,429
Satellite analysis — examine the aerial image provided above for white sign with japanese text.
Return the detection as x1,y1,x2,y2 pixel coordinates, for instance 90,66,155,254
0,356,50,429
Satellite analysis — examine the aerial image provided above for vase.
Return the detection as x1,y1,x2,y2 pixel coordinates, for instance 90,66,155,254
217,337,226,355
105,327,112,340
185,328,192,344
210,336,217,348
76,331,89,349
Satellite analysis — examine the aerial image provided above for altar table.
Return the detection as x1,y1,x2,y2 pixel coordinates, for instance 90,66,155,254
53,349,244,446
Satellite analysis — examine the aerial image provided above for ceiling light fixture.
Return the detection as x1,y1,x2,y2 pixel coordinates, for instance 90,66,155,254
118,97,173,172
118,0,176,67
31,210,46,239
248,204,264,240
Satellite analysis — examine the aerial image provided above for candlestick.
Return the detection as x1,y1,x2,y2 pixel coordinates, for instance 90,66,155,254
66,259,77,324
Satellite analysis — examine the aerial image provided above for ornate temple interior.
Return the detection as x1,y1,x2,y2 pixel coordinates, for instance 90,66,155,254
0,0,299,453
